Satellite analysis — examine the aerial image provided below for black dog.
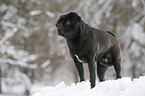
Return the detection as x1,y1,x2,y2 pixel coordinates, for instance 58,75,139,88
56,12,122,88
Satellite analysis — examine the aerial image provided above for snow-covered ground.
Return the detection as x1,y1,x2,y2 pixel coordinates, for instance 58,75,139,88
32,76,145,96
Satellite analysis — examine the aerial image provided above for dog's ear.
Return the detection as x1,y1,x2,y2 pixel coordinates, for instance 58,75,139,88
69,12,81,21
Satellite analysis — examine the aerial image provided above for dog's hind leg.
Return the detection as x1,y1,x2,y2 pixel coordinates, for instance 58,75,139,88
111,45,122,79
112,56,121,79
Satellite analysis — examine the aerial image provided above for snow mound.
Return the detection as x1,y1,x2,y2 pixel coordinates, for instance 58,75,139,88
33,76,145,96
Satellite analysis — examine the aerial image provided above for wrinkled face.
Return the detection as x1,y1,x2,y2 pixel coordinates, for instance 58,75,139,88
56,12,81,39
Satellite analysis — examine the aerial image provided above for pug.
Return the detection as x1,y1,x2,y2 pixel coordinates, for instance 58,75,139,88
56,12,122,88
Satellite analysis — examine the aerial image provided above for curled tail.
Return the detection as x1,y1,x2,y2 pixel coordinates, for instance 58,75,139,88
107,31,116,38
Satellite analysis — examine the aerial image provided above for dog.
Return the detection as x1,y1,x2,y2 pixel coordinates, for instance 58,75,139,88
56,12,122,88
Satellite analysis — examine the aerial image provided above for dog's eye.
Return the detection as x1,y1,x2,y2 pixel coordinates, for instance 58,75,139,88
66,21,71,25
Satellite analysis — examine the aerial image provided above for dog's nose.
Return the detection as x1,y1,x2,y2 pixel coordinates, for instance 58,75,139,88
56,22,62,27
58,23,63,26
56,23,58,27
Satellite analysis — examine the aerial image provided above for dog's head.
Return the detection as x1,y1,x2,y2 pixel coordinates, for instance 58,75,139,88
56,12,81,39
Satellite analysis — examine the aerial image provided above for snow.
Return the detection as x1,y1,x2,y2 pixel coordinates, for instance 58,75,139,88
2,67,32,94
0,43,38,68
30,10,42,16
41,60,51,68
46,11,55,17
32,76,145,96
0,4,8,12
132,23,145,45
2,5,18,20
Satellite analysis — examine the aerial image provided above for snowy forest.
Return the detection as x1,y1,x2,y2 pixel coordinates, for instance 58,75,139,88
0,0,145,95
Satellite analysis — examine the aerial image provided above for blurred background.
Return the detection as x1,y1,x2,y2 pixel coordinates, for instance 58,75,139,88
0,0,145,95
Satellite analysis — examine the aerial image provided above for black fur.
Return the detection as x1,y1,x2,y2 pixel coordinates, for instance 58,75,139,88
56,12,122,88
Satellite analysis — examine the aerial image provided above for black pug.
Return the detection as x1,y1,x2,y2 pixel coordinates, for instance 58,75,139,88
56,12,122,88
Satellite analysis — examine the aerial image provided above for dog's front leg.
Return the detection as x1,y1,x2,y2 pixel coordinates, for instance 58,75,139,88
70,53,85,82
88,57,96,88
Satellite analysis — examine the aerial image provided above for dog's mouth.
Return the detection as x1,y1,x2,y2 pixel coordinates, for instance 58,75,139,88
56,22,75,39
61,24,70,32
56,20,70,31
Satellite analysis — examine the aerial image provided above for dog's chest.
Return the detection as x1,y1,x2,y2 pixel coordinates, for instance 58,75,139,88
75,54,88,63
